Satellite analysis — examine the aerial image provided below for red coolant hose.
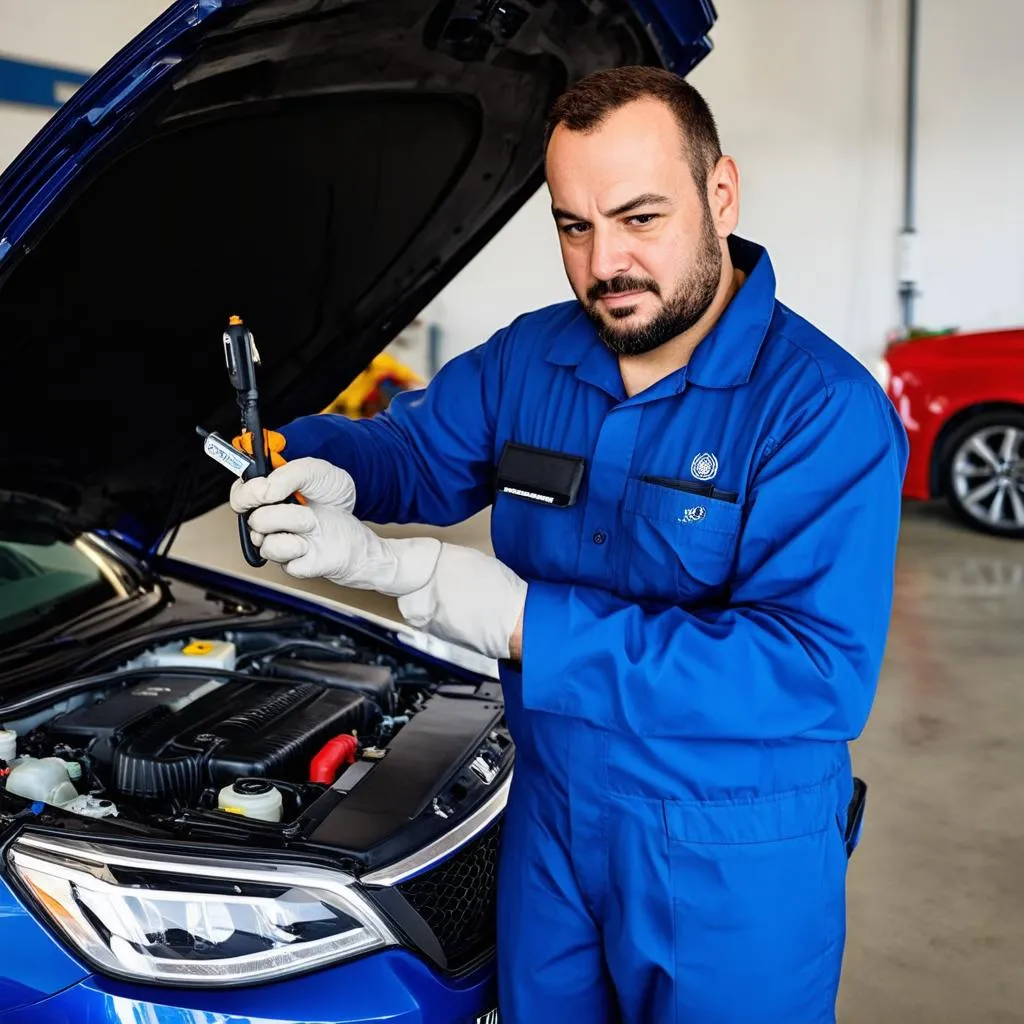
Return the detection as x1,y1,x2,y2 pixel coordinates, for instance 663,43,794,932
309,734,359,784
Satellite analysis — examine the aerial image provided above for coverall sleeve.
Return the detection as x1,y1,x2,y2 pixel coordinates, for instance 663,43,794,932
521,380,909,742
278,331,508,526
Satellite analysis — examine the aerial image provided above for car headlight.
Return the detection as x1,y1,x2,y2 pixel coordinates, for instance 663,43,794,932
7,833,396,986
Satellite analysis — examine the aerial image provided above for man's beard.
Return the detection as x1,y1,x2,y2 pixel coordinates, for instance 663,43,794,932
582,206,723,357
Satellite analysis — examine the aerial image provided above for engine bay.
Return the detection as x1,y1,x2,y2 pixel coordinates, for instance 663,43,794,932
0,624,511,859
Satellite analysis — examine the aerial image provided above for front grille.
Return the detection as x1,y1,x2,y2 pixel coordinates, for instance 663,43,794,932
396,819,502,972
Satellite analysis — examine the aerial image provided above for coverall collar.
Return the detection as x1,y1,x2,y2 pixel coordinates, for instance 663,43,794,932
546,235,776,396
686,235,776,389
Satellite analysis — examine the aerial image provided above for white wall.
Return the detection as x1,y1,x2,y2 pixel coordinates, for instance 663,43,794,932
914,0,1024,333
3,0,1021,368
427,0,1024,367
0,104,53,174
687,0,906,364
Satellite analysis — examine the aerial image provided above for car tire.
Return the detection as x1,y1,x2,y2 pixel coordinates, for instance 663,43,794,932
940,409,1024,538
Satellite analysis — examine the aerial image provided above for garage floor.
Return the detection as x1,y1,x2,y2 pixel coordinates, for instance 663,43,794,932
176,501,1024,1024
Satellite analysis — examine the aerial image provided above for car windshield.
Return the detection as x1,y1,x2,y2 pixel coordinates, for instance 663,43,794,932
0,537,122,642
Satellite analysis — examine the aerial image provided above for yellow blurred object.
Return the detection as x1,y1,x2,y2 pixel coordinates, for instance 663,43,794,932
322,353,423,419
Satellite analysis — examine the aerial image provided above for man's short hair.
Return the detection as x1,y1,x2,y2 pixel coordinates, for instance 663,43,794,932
544,66,723,188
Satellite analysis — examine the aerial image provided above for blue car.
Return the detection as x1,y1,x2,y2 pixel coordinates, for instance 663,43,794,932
0,1,716,1020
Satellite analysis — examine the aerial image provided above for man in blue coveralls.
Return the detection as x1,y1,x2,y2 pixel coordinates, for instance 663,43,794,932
231,67,908,1023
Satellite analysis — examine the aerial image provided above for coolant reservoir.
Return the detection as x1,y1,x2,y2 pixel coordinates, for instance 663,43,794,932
6,757,78,806
217,779,283,822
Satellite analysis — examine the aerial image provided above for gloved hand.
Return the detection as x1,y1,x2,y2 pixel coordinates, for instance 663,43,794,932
399,544,527,661
230,458,441,595
230,457,528,661
232,429,289,471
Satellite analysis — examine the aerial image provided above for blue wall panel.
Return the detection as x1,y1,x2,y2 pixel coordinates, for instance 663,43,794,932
0,56,90,110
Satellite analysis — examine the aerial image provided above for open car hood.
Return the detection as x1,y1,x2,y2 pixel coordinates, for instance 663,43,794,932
0,0,716,547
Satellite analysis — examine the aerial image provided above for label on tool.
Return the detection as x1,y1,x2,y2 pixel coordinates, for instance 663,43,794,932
203,434,254,477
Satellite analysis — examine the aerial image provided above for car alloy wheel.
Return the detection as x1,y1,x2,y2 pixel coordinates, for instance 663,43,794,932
943,411,1024,538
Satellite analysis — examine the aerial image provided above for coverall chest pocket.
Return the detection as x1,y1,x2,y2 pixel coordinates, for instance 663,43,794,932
492,491,580,583
621,477,742,600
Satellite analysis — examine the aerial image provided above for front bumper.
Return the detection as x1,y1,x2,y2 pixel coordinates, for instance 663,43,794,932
2,948,497,1024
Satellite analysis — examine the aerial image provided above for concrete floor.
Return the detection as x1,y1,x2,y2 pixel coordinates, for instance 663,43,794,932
176,500,1024,1023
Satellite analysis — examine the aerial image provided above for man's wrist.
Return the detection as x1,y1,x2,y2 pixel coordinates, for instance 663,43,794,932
508,602,524,665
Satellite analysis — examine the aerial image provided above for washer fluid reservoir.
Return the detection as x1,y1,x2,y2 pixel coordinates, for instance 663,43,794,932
5,757,78,806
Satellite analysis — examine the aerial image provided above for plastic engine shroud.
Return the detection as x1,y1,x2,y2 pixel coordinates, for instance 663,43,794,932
50,678,373,804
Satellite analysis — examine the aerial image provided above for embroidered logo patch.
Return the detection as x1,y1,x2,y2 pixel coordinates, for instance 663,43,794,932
681,506,707,524
691,452,719,481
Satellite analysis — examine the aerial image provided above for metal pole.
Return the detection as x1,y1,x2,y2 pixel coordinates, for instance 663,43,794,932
899,0,920,333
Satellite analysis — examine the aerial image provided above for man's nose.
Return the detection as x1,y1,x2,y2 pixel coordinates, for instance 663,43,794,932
589,224,631,282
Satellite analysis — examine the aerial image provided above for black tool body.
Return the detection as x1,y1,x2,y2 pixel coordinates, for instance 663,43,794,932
223,317,270,567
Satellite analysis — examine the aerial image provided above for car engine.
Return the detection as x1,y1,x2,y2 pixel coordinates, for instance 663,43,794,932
0,629,506,836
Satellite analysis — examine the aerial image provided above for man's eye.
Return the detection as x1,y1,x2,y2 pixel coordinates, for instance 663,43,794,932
627,214,659,226
560,223,589,236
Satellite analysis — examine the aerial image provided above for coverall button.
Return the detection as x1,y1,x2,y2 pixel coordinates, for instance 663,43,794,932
592,530,607,545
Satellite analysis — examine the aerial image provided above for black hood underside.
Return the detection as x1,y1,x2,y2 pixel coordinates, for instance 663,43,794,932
0,0,666,542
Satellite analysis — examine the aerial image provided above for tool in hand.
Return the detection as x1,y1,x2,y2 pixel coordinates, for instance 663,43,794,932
195,426,255,478
196,315,273,568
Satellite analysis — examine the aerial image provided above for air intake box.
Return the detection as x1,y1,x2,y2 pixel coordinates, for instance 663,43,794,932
48,678,224,766
266,659,396,714
112,680,373,804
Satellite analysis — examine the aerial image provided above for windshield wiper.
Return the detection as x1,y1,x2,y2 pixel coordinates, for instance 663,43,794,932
0,635,84,664
0,586,159,667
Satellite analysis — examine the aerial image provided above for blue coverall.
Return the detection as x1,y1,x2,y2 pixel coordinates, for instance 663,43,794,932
279,236,909,1023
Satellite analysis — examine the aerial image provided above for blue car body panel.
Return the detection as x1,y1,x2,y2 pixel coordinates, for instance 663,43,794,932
0,949,495,1024
0,878,90,1014
0,1,718,1020
629,0,716,73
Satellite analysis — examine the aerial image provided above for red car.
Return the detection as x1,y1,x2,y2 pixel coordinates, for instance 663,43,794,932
881,327,1024,538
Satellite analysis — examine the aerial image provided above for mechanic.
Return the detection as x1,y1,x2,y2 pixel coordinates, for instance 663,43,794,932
230,67,909,1023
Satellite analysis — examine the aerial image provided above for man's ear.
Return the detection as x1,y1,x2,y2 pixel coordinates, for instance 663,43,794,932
707,155,740,237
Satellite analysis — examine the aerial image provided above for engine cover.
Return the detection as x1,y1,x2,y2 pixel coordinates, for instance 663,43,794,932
71,679,373,805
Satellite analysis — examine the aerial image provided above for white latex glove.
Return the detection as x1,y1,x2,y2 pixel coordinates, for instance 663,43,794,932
230,458,528,660
398,544,527,662
229,458,441,595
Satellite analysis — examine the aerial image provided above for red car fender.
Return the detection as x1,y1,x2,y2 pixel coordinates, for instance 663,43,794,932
887,356,1024,500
